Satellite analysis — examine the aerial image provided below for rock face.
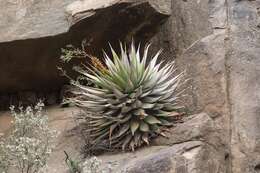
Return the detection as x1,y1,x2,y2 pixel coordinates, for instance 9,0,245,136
121,141,213,173
150,0,260,172
0,0,170,105
150,1,231,172
228,1,260,172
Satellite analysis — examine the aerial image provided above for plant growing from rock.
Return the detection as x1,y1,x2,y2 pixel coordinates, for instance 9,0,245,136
65,42,184,151
0,102,57,173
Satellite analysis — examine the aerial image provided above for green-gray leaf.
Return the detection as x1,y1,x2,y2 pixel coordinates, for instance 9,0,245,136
139,121,149,132
144,116,161,124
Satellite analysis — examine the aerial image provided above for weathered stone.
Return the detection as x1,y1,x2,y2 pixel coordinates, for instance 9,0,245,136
0,0,170,93
177,31,229,119
99,141,225,173
164,0,260,172
228,1,260,172
150,0,212,58
153,113,226,149
150,0,231,172
173,30,230,173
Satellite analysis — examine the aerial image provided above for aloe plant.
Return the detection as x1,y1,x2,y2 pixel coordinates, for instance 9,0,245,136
68,42,184,151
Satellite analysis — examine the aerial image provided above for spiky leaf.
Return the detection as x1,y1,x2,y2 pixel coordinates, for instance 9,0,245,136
139,121,149,132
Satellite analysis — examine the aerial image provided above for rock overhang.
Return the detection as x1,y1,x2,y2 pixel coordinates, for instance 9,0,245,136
0,0,171,94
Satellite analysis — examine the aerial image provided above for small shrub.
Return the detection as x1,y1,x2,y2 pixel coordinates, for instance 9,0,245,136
0,102,58,173
64,41,185,151
81,156,112,173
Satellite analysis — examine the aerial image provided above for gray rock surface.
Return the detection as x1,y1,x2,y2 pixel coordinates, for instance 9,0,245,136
120,141,217,173
153,113,226,149
0,0,73,42
228,1,260,172
153,0,260,172
150,0,212,59
150,1,230,172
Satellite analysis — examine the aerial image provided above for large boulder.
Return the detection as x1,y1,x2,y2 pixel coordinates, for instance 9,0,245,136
120,141,216,173
0,0,170,95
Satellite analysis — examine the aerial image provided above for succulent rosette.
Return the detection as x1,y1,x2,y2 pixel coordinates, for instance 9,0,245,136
70,42,184,151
